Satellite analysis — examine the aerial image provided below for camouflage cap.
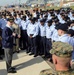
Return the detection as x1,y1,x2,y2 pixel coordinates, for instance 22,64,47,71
50,41,73,57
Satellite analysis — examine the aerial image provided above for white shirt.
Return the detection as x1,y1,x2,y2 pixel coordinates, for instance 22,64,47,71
27,23,38,37
57,34,74,48
57,14,61,20
47,13,52,20
20,20,28,30
39,24,46,37
70,16,74,21
52,29,59,41
46,25,53,39
59,19,66,24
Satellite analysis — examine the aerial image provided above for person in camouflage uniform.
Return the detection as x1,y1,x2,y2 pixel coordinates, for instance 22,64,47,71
40,42,74,75
12,23,21,53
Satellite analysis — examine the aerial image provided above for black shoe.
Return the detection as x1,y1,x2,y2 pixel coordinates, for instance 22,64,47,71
26,51,30,53
20,48,24,50
13,51,16,54
43,56,47,58
11,67,16,70
45,55,50,58
16,51,20,53
29,53,34,55
49,58,53,63
8,69,17,73
0,56,3,60
21,48,26,50
34,55,38,57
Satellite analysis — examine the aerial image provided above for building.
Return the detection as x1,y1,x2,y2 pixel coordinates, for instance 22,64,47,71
60,0,74,7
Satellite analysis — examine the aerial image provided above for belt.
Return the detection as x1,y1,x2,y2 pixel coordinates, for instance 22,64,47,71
41,36,46,38
22,30,27,31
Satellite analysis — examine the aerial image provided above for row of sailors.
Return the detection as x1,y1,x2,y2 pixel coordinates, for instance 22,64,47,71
0,15,74,42
20,16,74,59
22,18,74,63
14,16,74,58
0,14,74,40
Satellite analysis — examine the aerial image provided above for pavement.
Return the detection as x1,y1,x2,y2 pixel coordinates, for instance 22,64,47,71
0,51,51,75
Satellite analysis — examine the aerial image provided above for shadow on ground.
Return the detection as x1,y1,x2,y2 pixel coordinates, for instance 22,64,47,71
0,69,7,75
15,56,43,70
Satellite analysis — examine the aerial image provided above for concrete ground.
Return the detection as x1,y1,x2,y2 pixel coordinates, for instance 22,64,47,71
0,51,51,75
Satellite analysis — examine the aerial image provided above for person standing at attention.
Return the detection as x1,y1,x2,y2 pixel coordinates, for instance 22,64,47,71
2,17,20,73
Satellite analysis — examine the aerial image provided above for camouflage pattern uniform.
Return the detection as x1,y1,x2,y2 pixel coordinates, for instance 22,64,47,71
40,42,74,75
40,69,74,75
12,23,21,52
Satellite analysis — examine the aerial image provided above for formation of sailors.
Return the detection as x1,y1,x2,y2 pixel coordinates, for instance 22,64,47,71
0,8,74,62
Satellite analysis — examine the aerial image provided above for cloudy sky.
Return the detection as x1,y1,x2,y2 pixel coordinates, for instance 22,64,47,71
0,0,27,6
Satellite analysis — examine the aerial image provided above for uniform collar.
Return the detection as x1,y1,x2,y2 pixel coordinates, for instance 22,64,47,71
56,69,73,73
6,24,13,31
59,34,68,38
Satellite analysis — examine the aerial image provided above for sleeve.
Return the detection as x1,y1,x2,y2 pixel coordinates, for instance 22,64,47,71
20,21,22,29
27,25,30,37
18,27,21,35
26,21,29,29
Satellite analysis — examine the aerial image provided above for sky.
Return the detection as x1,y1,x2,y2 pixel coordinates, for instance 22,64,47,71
0,0,27,6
